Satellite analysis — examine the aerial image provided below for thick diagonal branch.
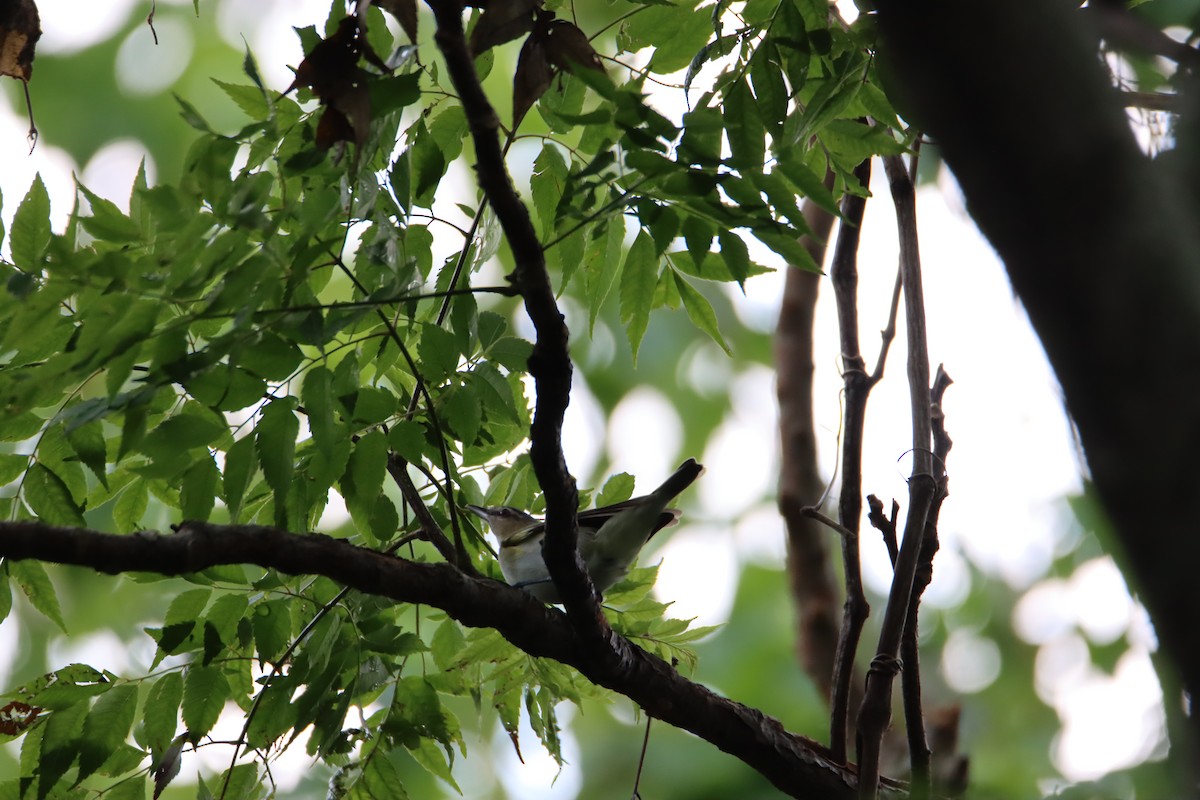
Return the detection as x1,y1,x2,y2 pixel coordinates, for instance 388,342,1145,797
0,520,908,799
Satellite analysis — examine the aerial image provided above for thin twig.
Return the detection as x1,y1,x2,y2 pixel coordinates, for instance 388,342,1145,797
827,157,873,764
855,153,937,799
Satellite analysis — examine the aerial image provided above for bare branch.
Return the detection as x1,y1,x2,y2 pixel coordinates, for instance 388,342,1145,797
854,153,937,798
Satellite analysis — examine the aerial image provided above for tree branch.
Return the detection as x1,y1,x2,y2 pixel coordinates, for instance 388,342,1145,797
0,520,904,799
427,0,600,630
855,154,937,798
776,183,842,705
874,0,1200,766
828,158,874,763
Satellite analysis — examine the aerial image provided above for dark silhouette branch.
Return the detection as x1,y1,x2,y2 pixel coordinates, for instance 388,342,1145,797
827,158,874,764
855,154,937,798
427,0,601,632
0,520,905,799
874,0,1200,771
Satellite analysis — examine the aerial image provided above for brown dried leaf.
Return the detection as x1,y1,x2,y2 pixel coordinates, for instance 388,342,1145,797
285,16,363,100
543,19,603,73
376,0,418,44
0,0,39,82
470,0,541,54
285,16,384,150
1,0,40,147
513,33,552,128
0,701,41,736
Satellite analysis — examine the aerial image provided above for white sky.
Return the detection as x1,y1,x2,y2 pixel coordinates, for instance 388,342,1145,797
0,0,1167,791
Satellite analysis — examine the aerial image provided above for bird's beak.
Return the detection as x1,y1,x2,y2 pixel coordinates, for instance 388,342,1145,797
464,504,489,521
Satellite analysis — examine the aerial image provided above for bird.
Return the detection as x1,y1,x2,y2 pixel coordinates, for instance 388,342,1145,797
465,458,704,603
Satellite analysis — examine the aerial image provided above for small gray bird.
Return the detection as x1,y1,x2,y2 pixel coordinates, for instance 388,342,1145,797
466,458,704,602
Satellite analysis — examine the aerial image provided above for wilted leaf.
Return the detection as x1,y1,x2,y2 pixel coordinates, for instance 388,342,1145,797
0,0,40,145
470,0,540,54
513,33,551,127
285,16,390,149
543,20,602,73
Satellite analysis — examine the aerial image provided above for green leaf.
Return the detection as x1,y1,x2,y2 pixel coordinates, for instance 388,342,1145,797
619,231,659,360
418,325,460,386
182,666,228,740
65,421,108,489
348,430,388,505
531,143,569,239
9,560,66,632
596,472,634,506
78,683,138,782
213,79,269,121
387,421,426,463
0,563,12,625
301,366,338,456
245,682,297,750
584,221,625,333
370,72,422,117
142,673,183,752
256,398,298,499
23,463,86,528
221,437,256,525
112,480,148,533
180,454,220,522
77,183,142,243
673,270,732,355
0,453,30,486
39,697,89,797
716,229,750,287
622,5,715,73
443,383,481,446
358,756,410,799
11,174,50,270
250,599,292,663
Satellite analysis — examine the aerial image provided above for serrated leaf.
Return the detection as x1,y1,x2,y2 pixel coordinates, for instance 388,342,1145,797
618,230,658,361
250,599,292,663
78,683,138,782
182,666,228,740
673,270,732,355
23,463,85,528
387,421,425,464
360,756,410,799
301,366,338,456
9,560,66,633
596,473,634,507
531,143,569,239
39,698,89,796
348,430,388,505
444,383,481,445
143,673,183,752
716,229,750,287
222,435,257,523
256,398,298,498
113,480,148,533
65,421,108,489
180,454,219,522
11,174,50,270
418,324,460,386
77,183,141,243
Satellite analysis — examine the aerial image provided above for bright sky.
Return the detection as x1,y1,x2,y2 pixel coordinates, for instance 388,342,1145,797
0,0,1168,792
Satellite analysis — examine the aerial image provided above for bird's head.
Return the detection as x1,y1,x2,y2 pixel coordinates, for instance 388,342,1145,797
465,504,540,543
